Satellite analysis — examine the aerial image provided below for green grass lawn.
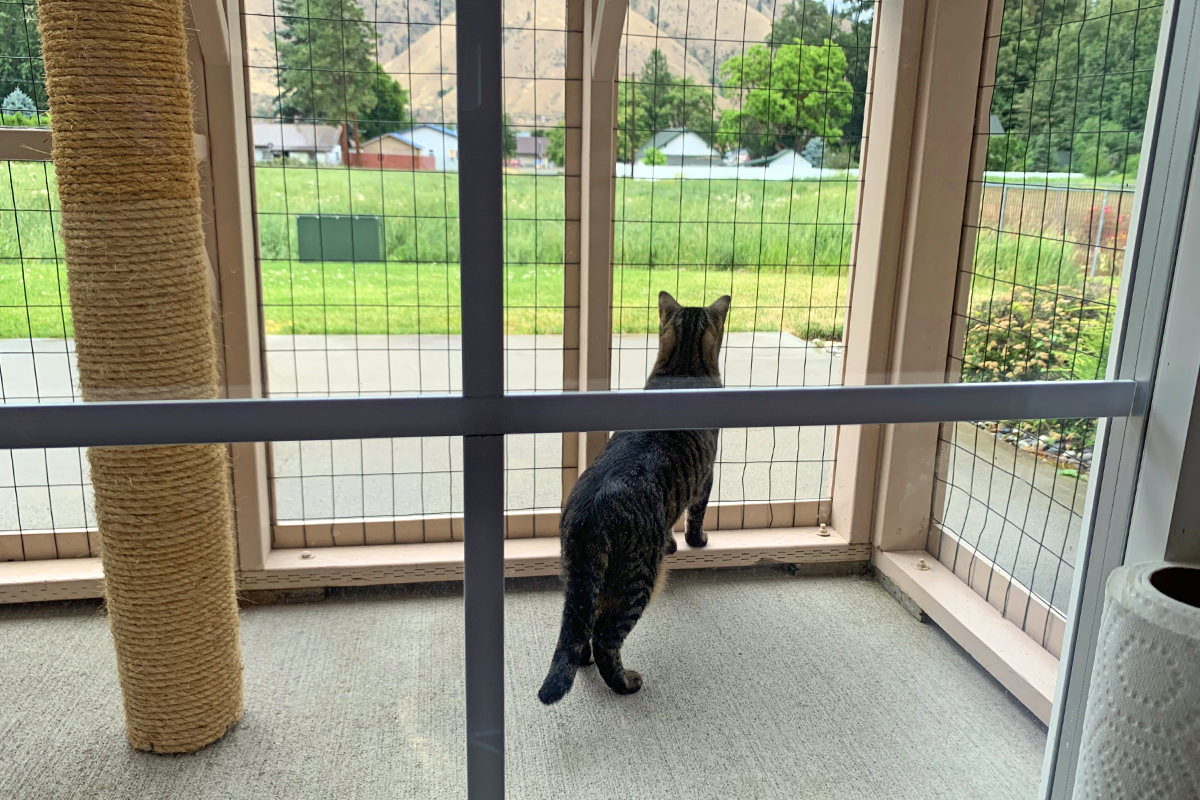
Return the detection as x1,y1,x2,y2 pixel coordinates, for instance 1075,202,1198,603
258,260,847,339
0,163,1116,349
2,165,854,340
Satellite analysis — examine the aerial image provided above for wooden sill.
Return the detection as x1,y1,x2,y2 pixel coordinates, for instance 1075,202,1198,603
0,527,869,603
242,527,867,589
0,558,104,603
873,549,1058,724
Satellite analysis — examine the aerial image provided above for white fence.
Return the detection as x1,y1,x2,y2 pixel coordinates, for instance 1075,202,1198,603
617,150,860,181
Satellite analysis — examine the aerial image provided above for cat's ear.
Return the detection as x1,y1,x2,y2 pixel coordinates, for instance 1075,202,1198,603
708,295,731,324
659,291,682,321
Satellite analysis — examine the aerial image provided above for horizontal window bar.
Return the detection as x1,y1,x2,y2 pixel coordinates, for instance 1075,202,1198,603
0,380,1138,450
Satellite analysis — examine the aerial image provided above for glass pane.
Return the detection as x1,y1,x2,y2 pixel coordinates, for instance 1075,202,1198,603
610,0,875,519
937,0,1163,644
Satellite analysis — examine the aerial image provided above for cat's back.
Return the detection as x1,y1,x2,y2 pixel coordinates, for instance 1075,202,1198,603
563,429,714,516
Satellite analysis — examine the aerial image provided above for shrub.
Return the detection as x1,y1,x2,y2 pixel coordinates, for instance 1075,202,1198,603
961,284,1111,452
642,147,667,166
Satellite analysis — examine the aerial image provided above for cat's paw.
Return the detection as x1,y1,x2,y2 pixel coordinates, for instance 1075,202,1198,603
664,536,678,555
613,669,642,695
685,529,708,548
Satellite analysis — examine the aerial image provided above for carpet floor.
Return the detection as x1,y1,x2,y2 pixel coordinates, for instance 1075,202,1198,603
0,569,1047,799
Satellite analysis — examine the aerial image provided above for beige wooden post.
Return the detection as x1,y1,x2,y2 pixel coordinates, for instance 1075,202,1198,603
831,0,927,544
575,0,626,475
188,0,273,570
930,0,1007,544
561,0,585,502
832,0,993,550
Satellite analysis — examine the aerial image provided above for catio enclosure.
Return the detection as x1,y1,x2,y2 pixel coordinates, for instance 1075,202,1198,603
0,0,1189,794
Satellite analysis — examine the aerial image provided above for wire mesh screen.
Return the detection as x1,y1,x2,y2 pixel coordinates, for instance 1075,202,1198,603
0,159,97,561
243,0,567,544
611,0,875,521
501,0,567,526
0,3,97,561
0,0,47,124
934,0,1162,648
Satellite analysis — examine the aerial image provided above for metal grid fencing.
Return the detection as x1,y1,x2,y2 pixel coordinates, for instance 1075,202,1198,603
610,0,875,524
500,0,568,528
934,0,1163,648
0,2,97,561
243,0,569,545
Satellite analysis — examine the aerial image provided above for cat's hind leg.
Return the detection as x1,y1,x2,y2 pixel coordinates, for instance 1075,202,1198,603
685,471,714,548
593,560,659,696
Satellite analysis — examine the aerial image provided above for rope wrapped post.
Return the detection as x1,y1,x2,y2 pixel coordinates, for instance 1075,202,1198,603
37,0,243,752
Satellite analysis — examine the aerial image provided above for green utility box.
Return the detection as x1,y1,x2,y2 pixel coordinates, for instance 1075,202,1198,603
296,214,385,262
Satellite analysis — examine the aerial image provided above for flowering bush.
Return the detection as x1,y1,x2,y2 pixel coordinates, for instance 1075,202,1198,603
962,284,1111,452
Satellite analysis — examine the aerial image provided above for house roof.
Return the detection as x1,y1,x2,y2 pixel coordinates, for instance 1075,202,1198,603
743,148,794,166
251,122,342,152
634,128,686,158
743,148,815,169
633,127,717,159
515,136,548,158
359,132,420,150
406,123,458,138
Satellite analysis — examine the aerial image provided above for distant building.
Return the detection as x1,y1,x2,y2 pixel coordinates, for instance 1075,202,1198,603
515,134,549,167
633,128,720,166
400,124,459,172
252,122,342,164
352,133,436,171
724,148,750,165
743,148,819,179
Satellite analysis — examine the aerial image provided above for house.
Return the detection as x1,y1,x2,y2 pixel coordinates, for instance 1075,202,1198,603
251,122,342,165
744,148,819,179
724,148,750,165
514,134,548,167
351,133,436,171
399,124,459,172
633,128,720,166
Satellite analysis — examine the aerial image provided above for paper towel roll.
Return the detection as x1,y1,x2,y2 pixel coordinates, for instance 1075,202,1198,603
1075,563,1200,799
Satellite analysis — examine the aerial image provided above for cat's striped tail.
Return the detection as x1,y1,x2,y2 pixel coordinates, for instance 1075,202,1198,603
538,554,604,705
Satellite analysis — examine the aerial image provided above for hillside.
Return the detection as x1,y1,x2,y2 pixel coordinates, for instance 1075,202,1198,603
243,0,772,124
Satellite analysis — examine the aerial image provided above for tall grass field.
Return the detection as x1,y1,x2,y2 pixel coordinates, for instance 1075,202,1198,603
2,163,1120,378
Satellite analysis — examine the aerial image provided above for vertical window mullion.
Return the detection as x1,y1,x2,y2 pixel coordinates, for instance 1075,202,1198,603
457,0,507,795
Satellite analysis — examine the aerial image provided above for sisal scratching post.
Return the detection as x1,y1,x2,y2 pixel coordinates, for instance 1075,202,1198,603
37,0,243,752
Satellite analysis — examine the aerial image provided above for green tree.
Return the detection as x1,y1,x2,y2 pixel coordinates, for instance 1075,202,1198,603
718,39,852,158
642,146,667,166
546,120,566,166
617,80,640,161
616,49,719,161
832,5,874,157
2,87,35,116
662,77,717,140
989,0,1161,174
502,112,518,158
766,0,835,48
990,0,1081,134
767,1,873,157
0,3,44,112
628,49,675,143
357,65,409,139
274,0,379,122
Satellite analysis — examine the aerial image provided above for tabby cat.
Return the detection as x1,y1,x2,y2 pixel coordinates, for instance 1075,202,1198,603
538,291,731,704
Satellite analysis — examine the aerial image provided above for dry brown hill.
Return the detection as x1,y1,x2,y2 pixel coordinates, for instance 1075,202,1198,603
243,0,771,125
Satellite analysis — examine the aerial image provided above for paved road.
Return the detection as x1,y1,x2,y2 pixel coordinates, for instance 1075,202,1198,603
938,421,1087,616
1,334,1083,615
